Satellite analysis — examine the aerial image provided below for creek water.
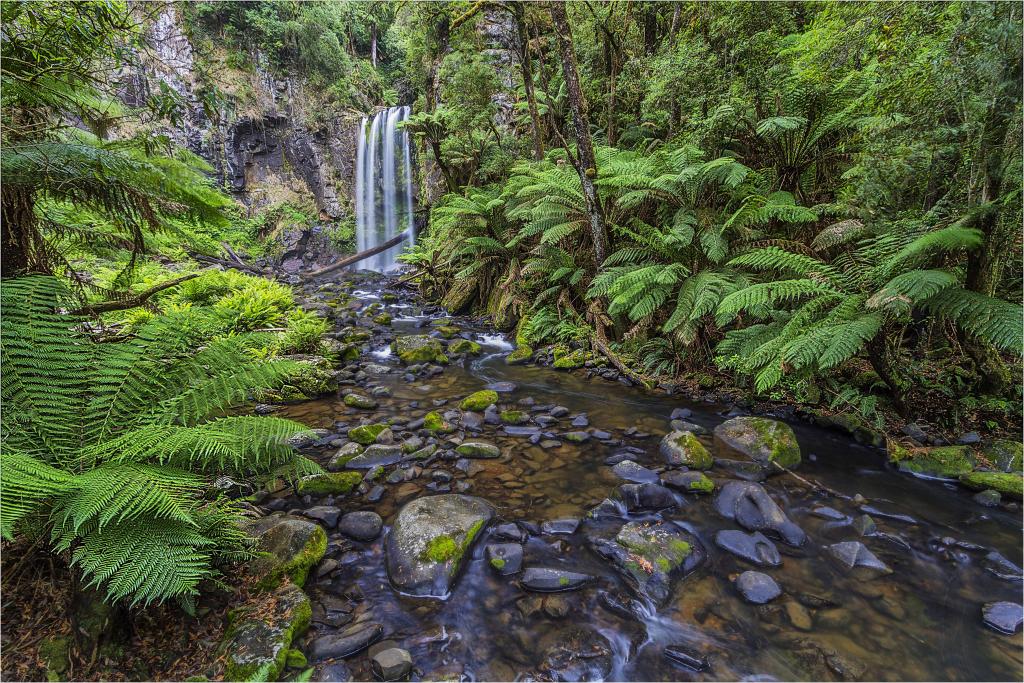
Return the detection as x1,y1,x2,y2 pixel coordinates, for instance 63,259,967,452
277,274,1022,682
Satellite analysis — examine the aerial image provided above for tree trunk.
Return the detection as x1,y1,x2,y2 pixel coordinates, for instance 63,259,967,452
511,3,545,160
370,22,378,67
549,1,609,266
2,186,34,276
866,328,915,417
531,18,559,138
604,40,618,146
643,6,658,55
960,41,1021,395
669,3,682,45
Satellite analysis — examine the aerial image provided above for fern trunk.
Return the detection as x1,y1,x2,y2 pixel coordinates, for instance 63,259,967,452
866,329,916,417
1,185,33,275
550,1,609,266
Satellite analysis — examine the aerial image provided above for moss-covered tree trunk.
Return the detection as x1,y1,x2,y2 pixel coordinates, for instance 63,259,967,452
511,2,544,160
549,1,608,266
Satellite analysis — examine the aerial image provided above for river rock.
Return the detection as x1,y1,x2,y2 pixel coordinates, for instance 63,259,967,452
589,521,701,606
339,511,383,541
455,441,501,458
392,335,446,364
485,542,523,575
541,518,580,535
735,570,782,604
520,567,594,592
714,417,801,471
714,530,782,567
220,582,311,681
385,494,493,597
826,541,892,578
486,381,518,393
343,393,378,410
371,647,413,681
303,506,341,528
329,442,363,471
616,483,678,511
983,439,1023,473
660,430,713,469
309,622,383,661
349,423,388,445
714,481,806,547
982,601,1023,634
536,627,612,681
664,645,710,672
246,516,327,589
494,522,526,541
660,470,715,494
612,460,660,483
460,390,499,411
345,444,403,469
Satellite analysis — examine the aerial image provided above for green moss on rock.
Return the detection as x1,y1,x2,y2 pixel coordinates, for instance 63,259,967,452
887,440,974,478
423,411,454,433
460,390,499,411
372,313,392,325
422,535,459,563
982,439,1024,473
552,349,588,369
247,517,328,590
500,410,528,425
297,471,363,496
343,393,378,410
436,325,462,339
449,339,482,355
660,430,713,469
506,345,533,365
349,423,387,445
221,583,312,682
392,335,447,364
713,417,801,470
959,471,1023,499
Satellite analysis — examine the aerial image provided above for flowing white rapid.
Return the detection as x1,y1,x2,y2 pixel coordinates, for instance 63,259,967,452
355,105,415,271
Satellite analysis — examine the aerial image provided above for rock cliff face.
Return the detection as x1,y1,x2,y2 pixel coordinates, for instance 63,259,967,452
123,2,360,222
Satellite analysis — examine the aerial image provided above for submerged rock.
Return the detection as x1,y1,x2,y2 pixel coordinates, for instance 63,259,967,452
520,567,594,592
735,570,782,604
714,529,782,568
660,470,715,494
590,521,701,606
536,627,613,681
664,645,710,672
344,444,403,469
714,417,801,471
660,430,713,469
541,518,580,535
455,441,501,458
714,481,806,547
825,541,892,578
371,647,413,681
485,542,523,575
309,622,383,661
616,482,678,512
385,494,493,597
612,459,660,483
343,393,378,410
982,601,1023,634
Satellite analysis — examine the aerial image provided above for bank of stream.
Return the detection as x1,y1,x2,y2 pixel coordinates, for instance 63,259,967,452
265,270,1022,682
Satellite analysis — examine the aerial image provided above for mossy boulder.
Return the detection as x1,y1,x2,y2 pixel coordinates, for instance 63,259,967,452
343,393,378,410
246,516,327,590
423,411,455,433
500,410,529,425
435,325,462,339
506,345,533,365
460,390,499,412
887,439,974,478
372,313,392,326
659,430,713,469
328,442,362,470
714,417,801,471
333,342,361,362
392,335,447,364
349,423,388,445
959,471,1023,499
982,439,1023,473
296,471,363,496
385,494,494,597
552,348,588,369
448,339,482,355
456,441,501,458
340,329,372,344
258,355,336,402
221,582,312,681
589,521,699,607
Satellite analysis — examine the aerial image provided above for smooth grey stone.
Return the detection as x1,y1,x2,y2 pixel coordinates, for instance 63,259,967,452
617,483,677,511
303,506,341,528
371,648,412,681
494,522,525,542
811,506,847,521
541,518,580,535
345,444,403,469
486,381,518,393
365,485,385,503
664,645,709,672
571,414,590,427
735,570,781,604
611,459,660,484
485,543,523,574
982,601,1023,634
670,419,709,435
309,622,383,661
714,481,806,547
670,408,693,420
339,511,383,541
520,567,593,592
826,541,892,578
715,530,781,567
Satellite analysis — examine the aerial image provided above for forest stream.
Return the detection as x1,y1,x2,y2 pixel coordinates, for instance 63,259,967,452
265,271,1023,682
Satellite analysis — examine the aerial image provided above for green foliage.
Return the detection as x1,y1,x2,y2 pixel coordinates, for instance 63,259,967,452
0,275,319,607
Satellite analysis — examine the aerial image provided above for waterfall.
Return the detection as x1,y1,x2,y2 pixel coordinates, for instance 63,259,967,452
355,105,415,272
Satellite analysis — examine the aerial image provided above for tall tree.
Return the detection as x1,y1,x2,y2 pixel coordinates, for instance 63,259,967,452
509,1,545,160
549,0,608,266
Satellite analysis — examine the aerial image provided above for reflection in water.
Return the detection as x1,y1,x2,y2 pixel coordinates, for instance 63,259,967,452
278,304,1023,682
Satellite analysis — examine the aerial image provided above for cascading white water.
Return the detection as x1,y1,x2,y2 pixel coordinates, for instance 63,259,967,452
355,105,415,272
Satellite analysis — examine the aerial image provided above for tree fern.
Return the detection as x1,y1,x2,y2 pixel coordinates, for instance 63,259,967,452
0,276,318,607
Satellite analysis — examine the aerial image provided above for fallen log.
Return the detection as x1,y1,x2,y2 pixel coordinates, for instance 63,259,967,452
301,231,408,280
187,250,268,275
71,271,207,316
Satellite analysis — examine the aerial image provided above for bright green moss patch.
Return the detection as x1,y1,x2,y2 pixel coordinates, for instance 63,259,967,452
959,471,1023,498
349,423,387,445
559,576,570,586
422,535,460,563
297,471,362,496
449,339,482,354
436,325,462,339
506,345,533,365
372,313,392,325
500,410,528,425
423,411,454,433
461,390,499,411
490,557,506,570
888,440,974,478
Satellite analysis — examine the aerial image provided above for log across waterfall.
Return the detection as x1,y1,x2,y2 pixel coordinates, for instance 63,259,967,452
355,106,416,272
